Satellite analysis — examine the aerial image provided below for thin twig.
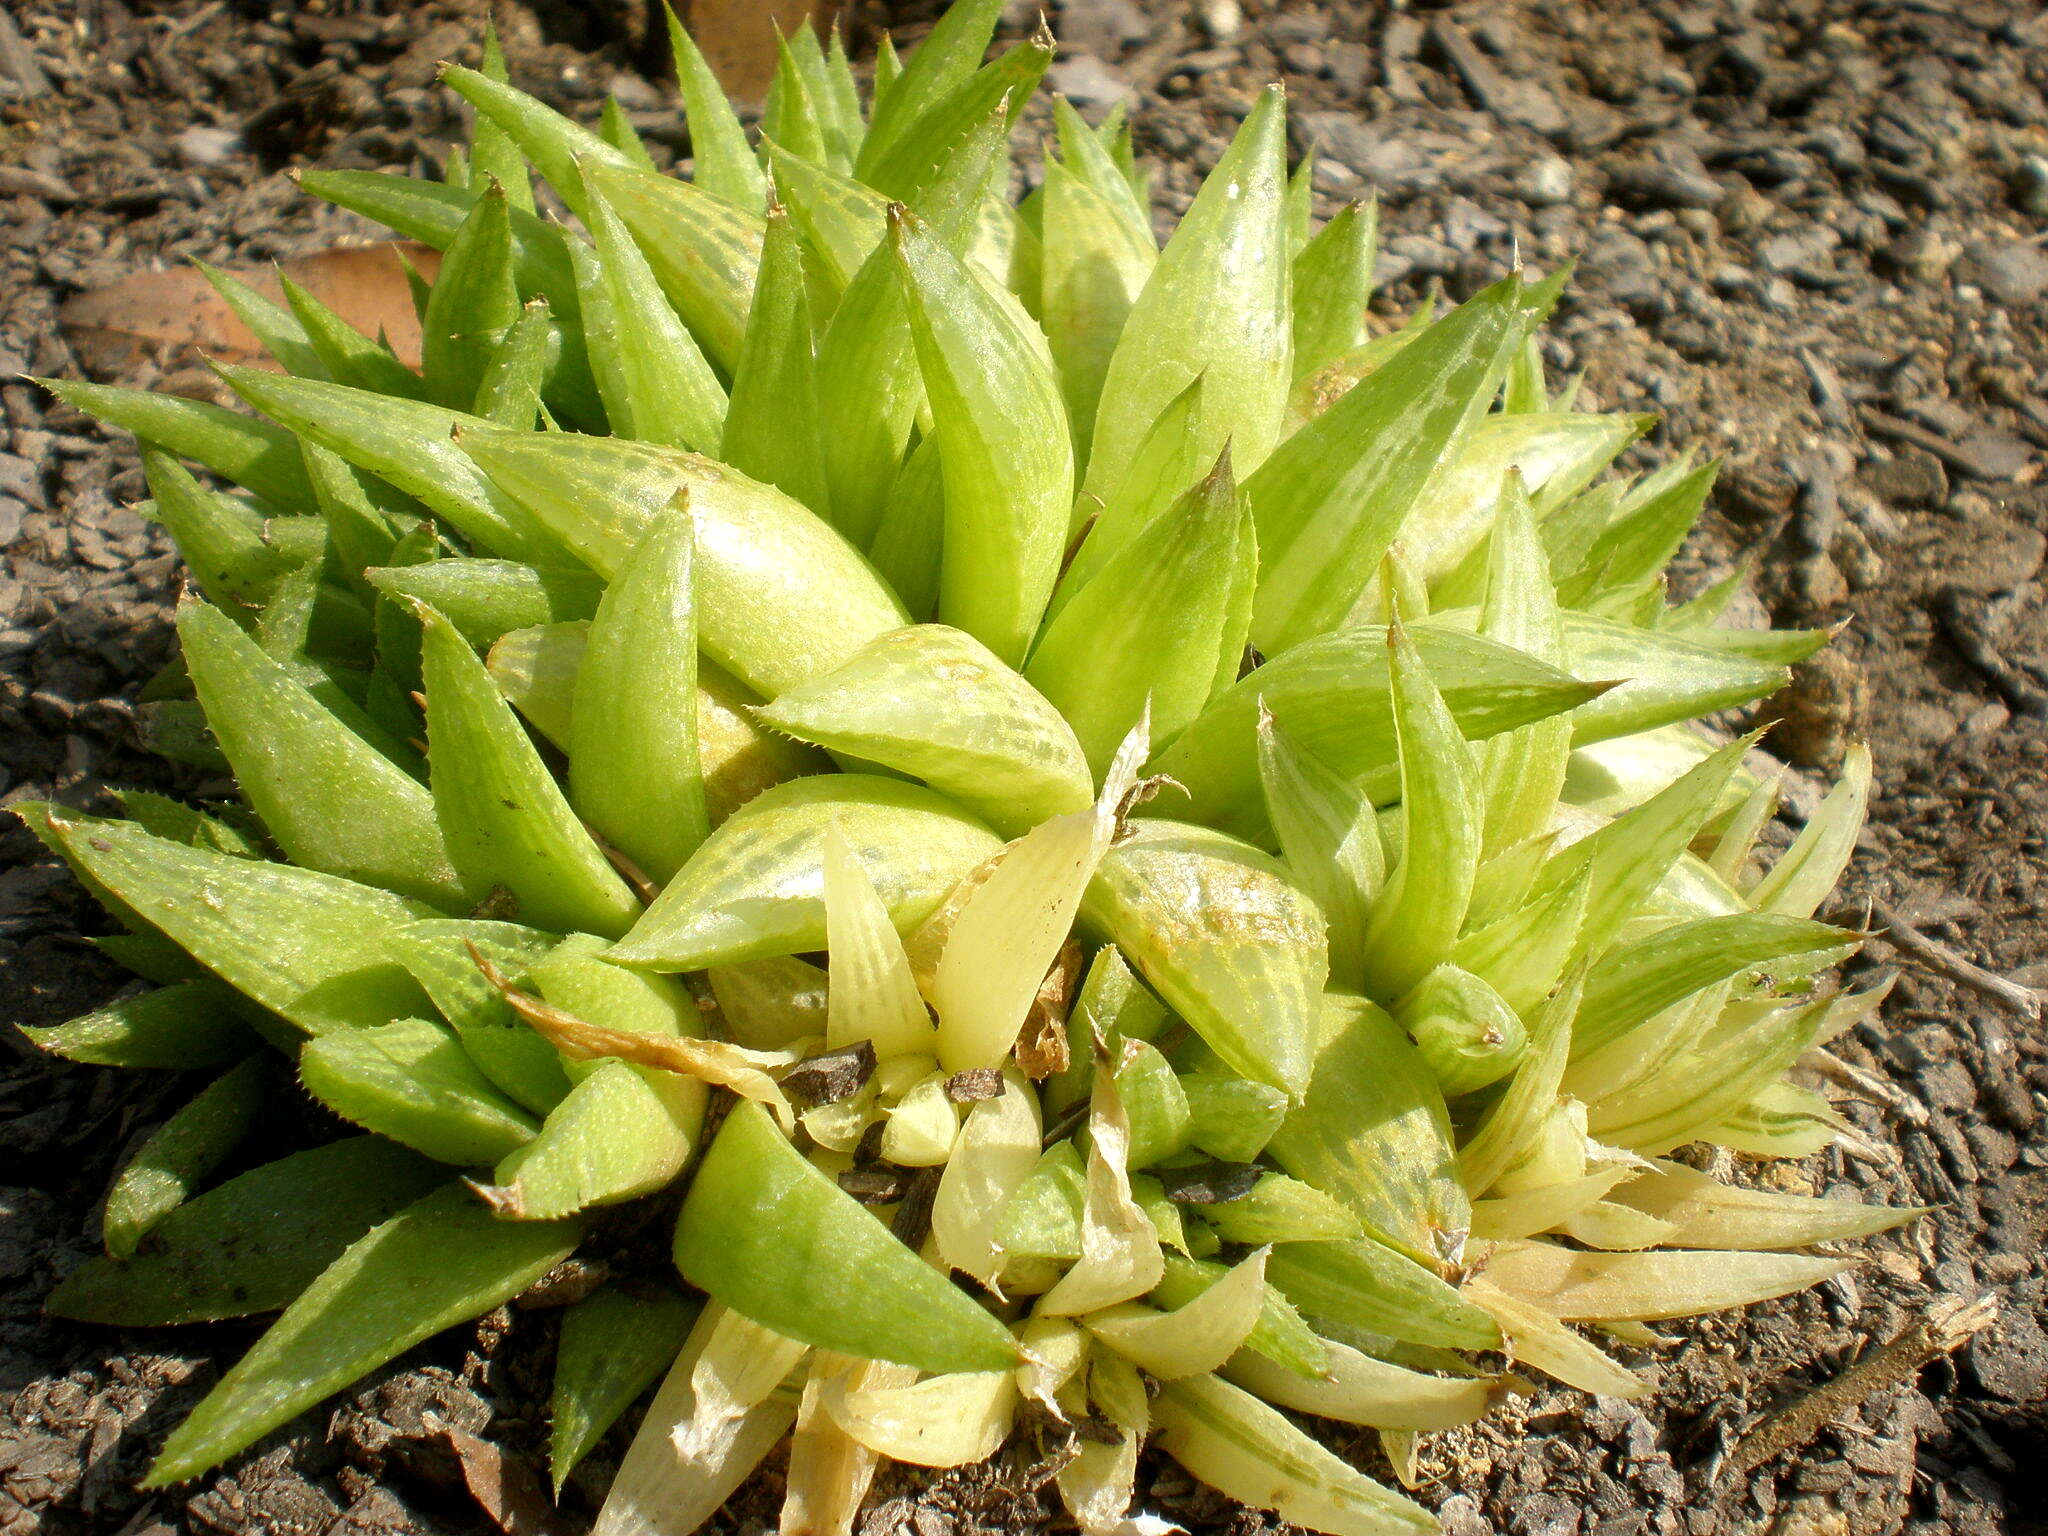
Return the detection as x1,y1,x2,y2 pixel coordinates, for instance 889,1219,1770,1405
1721,1294,1997,1482
1867,900,2037,1126
1868,899,2041,1023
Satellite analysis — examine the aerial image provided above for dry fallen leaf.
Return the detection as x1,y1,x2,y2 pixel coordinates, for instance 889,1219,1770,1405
57,241,442,382
684,0,840,105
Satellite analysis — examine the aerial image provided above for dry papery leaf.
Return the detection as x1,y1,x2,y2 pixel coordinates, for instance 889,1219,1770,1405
684,0,842,104
58,242,441,382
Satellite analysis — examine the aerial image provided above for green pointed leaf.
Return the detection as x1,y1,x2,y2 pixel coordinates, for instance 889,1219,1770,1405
663,4,765,208
674,1100,1019,1374
576,179,727,453
219,368,557,562
420,182,524,410
610,775,1002,971
472,297,555,427
1266,993,1467,1266
1750,744,1871,920
722,203,829,516
44,378,318,514
755,624,1092,838
893,204,1074,667
819,27,865,159
195,262,326,379
1247,273,1524,654
469,27,535,210
1357,623,1482,999
145,1183,582,1486
1154,626,1601,841
280,274,430,402
1290,198,1378,381
857,0,1004,178
1265,1237,1500,1353
1573,913,1857,1060
583,160,763,374
1086,87,1290,503
861,32,1051,202
1040,165,1153,475
102,1056,267,1260
21,979,260,1069
440,64,638,218
179,601,470,908
457,430,908,698
598,96,658,171
1029,453,1245,773
365,558,600,648
764,142,890,293
550,1283,697,1492
813,114,1005,546
420,603,642,938
485,1059,700,1219
33,809,431,1035
140,449,302,615
1563,459,1719,603
1084,820,1327,1098
1051,97,1154,242
1050,374,1208,623
569,506,706,885
763,34,832,167
1474,472,1571,856
49,1137,444,1327
300,1016,539,1165
1257,705,1383,988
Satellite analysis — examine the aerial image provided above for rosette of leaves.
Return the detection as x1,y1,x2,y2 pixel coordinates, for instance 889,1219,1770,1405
27,4,1919,1533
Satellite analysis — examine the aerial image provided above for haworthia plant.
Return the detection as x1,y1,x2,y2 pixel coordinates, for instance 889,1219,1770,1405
30,7,1915,1535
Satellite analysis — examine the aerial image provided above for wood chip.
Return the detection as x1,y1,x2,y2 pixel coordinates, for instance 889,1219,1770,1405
435,1425,573,1536
837,1166,911,1206
1154,1161,1264,1205
781,1041,877,1109
944,1068,1006,1103
1721,1294,1997,1481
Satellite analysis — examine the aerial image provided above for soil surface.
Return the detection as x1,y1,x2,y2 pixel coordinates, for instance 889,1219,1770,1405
2,0,2046,1534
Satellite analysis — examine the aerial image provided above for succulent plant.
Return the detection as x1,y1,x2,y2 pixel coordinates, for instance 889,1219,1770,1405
26,3,1920,1532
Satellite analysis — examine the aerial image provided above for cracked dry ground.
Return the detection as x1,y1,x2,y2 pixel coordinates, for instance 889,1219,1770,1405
1,0,2044,1534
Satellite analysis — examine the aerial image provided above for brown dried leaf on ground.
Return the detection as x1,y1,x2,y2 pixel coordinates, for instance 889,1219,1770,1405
56,242,442,381
683,0,842,104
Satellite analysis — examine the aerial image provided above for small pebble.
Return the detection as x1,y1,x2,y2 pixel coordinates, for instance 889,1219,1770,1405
172,126,240,168
1519,155,1574,207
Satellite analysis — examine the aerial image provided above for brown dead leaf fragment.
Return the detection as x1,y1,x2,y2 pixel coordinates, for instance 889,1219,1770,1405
682,0,841,106
1016,938,1083,1079
58,242,441,381
468,944,796,1124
